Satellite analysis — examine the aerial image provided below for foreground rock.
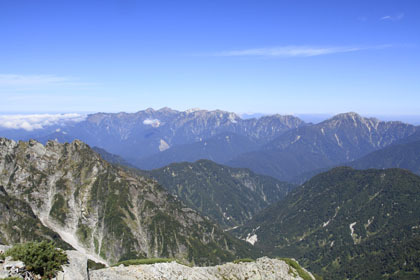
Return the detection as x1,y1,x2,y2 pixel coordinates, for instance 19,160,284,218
0,246,30,280
55,250,89,280
90,257,315,280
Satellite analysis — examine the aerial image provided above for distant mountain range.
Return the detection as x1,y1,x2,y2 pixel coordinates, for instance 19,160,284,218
229,112,418,181
234,167,420,279
292,128,420,184
2,108,418,183
1,107,303,157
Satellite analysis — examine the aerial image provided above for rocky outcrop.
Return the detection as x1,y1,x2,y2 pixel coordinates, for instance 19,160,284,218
0,138,254,265
0,247,26,280
55,251,89,280
89,257,315,280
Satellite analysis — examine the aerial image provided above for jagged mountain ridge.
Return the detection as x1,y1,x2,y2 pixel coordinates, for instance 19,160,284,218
290,132,420,184
12,108,305,162
235,167,420,279
147,159,293,229
0,138,255,265
229,112,418,181
266,112,416,158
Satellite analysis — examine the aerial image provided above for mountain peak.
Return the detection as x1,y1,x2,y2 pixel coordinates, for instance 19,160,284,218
323,112,381,128
333,112,363,120
185,108,202,113
144,107,155,113
157,107,178,113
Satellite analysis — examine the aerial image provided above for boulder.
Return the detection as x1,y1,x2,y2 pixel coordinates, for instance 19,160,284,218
0,269,10,279
55,250,88,280
0,245,10,254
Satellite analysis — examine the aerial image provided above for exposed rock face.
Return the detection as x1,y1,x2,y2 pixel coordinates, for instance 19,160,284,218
89,257,315,280
0,138,253,265
0,185,70,248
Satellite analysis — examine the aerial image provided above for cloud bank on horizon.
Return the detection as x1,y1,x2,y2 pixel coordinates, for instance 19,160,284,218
0,113,86,131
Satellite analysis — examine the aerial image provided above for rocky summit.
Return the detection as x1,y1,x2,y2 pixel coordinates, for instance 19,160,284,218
0,138,253,265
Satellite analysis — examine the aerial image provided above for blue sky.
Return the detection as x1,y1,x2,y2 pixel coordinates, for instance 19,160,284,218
1,0,419,116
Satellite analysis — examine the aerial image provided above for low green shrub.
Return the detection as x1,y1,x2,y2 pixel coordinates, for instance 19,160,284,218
279,258,313,280
5,241,68,279
0,252,5,261
87,259,106,270
233,258,255,264
113,258,174,267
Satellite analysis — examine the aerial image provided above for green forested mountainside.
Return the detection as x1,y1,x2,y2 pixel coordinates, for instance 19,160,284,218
349,140,420,175
135,132,260,170
0,186,71,249
229,112,418,181
0,138,256,265
235,167,420,279
149,160,293,228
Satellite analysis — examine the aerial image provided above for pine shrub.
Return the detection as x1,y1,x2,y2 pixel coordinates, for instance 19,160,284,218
5,241,68,279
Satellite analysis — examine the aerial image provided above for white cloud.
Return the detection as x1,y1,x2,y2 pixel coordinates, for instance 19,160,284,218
0,113,86,131
381,13,404,21
143,118,160,127
213,45,388,58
